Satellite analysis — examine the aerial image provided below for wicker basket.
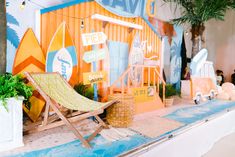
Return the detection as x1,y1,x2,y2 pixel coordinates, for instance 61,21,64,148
107,94,134,128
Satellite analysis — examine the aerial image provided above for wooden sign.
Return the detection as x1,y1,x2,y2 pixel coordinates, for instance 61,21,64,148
83,71,107,85
82,32,107,46
131,86,155,103
83,48,106,63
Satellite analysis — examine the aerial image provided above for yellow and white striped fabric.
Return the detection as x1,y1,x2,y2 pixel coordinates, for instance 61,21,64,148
31,73,109,112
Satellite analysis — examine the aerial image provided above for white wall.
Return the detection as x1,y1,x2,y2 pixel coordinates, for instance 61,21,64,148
155,0,181,21
205,10,235,82
183,10,235,82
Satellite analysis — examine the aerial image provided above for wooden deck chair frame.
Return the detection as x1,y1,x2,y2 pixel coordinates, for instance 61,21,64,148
24,72,117,148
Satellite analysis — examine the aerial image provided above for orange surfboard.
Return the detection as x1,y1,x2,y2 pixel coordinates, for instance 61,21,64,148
46,22,78,85
12,28,46,122
12,29,45,74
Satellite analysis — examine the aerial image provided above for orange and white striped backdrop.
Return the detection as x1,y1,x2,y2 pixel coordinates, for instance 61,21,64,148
40,1,162,82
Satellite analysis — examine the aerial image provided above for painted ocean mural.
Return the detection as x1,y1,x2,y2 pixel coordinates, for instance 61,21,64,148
6,0,76,72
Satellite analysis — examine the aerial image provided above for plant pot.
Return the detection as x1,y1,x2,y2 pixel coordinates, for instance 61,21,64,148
165,98,174,107
0,97,24,152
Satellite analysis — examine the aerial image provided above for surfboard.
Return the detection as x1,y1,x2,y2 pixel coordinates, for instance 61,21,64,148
129,32,144,86
46,22,78,85
12,29,45,74
190,48,208,76
12,28,46,122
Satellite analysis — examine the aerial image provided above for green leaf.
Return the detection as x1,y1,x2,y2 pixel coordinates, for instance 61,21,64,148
0,73,33,112
74,83,95,100
163,0,235,26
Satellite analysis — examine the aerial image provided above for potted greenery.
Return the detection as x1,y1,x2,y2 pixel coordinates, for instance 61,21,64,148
159,83,179,107
74,83,94,100
0,73,32,152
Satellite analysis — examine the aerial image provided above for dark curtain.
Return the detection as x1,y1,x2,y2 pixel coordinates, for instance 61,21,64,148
180,34,187,80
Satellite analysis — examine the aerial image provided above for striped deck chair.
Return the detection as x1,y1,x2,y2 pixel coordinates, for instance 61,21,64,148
24,72,118,148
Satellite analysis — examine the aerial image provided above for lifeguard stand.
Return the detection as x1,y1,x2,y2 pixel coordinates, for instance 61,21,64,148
182,49,217,103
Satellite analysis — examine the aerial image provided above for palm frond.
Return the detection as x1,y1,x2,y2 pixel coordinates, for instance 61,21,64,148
7,27,19,48
6,13,19,26
163,0,235,26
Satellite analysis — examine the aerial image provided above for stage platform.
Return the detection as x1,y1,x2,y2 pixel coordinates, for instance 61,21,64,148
123,100,235,157
2,98,235,157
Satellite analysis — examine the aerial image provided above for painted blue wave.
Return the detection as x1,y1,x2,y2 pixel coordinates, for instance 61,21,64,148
8,135,150,157
164,99,235,124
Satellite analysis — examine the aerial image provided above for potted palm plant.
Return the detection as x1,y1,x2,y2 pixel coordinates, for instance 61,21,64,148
0,73,32,152
163,0,235,57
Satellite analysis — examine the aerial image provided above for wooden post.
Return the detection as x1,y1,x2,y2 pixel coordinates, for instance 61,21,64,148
154,68,166,105
154,69,156,91
148,67,150,86
121,79,124,94
127,71,130,92
163,83,166,106
135,66,137,87
42,103,50,126
157,77,160,93
141,66,144,87
110,87,113,95
91,30,98,101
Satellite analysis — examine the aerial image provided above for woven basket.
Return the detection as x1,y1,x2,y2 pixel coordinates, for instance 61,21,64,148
107,94,134,128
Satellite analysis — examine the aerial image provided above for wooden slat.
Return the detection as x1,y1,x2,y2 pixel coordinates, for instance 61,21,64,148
24,114,59,132
40,1,162,95
42,103,50,126
87,124,103,142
